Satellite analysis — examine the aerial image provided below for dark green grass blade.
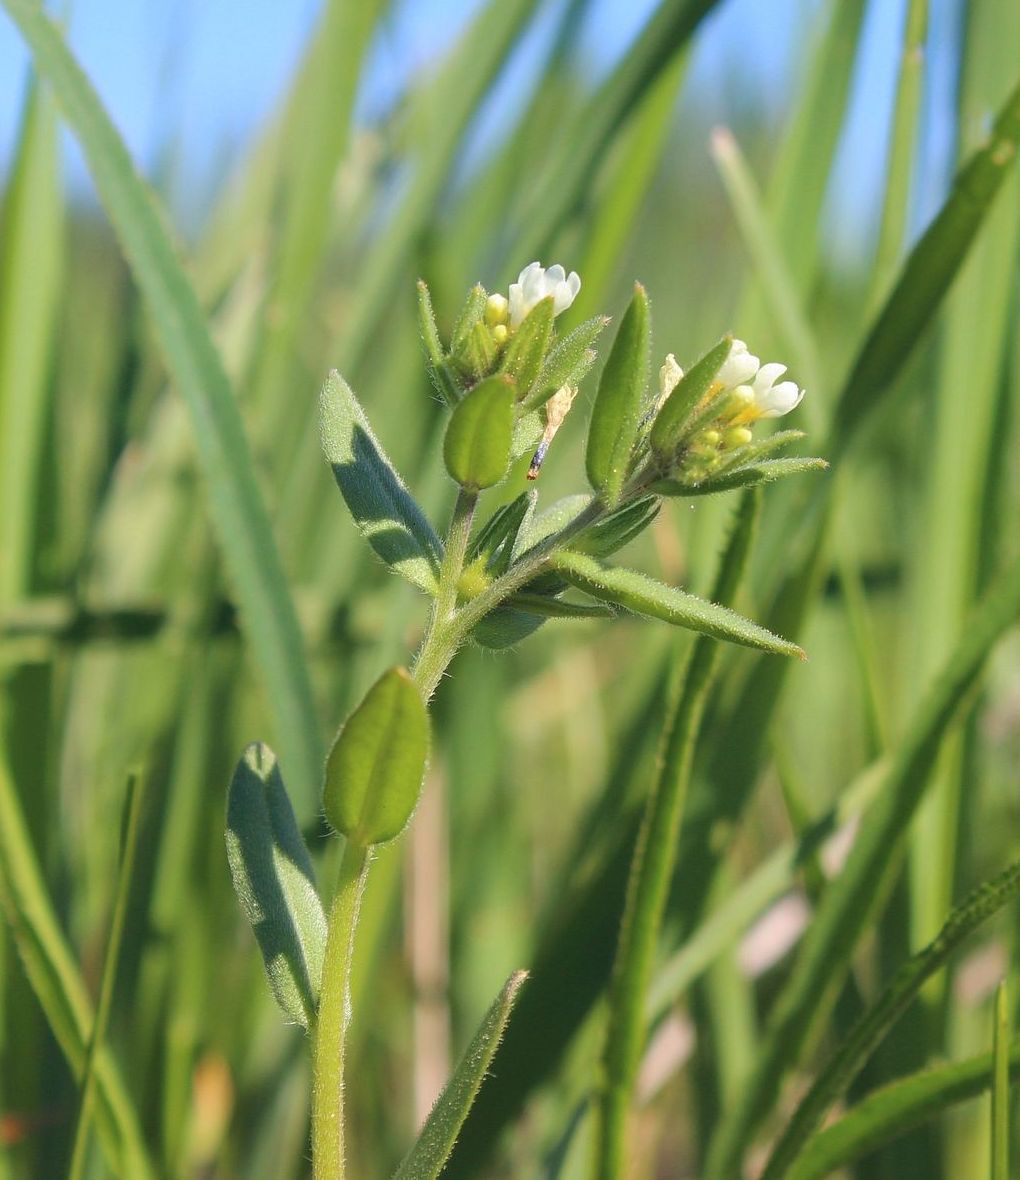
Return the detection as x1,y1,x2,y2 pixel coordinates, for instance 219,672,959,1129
761,858,1020,1179
1,0,323,808
787,1039,1020,1180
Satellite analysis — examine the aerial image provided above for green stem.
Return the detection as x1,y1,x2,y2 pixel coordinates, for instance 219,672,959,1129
67,771,145,1180
312,838,371,1180
435,488,477,623
593,491,760,1180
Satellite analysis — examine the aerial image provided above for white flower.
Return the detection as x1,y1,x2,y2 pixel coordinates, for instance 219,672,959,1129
658,353,684,405
716,338,759,390
508,261,581,328
733,361,804,420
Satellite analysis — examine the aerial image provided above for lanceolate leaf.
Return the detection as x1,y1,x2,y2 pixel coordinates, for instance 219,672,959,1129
655,457,828,497
500,295,554,396
393,971,527,1180
320,369,444,593
585,283,650,505
524,314,609,410
226,744,327,1030
650,334,731,460
552,551,804,659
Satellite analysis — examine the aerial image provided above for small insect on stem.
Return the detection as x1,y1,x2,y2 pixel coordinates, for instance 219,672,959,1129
527,439,550,480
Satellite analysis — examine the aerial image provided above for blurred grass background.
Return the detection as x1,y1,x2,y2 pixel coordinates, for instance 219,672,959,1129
1,0,1019,1176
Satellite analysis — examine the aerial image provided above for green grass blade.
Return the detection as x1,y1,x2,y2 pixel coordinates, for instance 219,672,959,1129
760,858,1020,1179
786,1040,1020,1180
594,491,761,1179
67,771,146,1180
709,127,823,402
1,0,323,808
392,970,527,1180
0,73,61,600
993,980,1010,1180
829,73,1020,457
703,547,1020,1179
866,0,929,312
0,750,154,1179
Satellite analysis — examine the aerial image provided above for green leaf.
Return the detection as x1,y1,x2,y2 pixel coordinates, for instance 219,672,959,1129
787,1041,1020,1180
649,335,732,461
760,856,1020,1180
450,282,488,354
417,279,460,407
323,667,429,846
552,550,804,659
507,592,615,619
226,744,327,1030
524,314,609,410
319,369,444,593
470,607,547,650
0,0,324,809
570,496,659,558
655,457,829,496
393,970,527,1180
585,283,650,504
514,493,593,560
443,375,516,490
500,295,554,397
468,490,537,574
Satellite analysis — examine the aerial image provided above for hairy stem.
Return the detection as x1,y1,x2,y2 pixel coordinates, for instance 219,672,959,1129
312,839,371,1180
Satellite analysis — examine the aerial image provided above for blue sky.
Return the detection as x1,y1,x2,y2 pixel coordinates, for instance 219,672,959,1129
0,0,959,257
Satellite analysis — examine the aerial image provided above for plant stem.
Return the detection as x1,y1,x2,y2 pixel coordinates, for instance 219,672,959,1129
594,491,759,1180
312,838,371,1180
435,488,477,623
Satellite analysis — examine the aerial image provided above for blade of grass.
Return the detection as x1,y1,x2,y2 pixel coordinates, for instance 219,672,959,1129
0,72,61,602
67,771,146,1180
595,491,761,1179
1,0,323,809
702,547,1020,1179
0,749,154,1179
787,1038,1020,1180
760,858,1020,1179
993,980,1010,1180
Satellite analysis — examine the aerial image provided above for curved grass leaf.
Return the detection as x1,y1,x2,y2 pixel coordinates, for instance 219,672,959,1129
226,743,327,1030
552,550,804,659
1,0,323,808
393,971,527,1180
319,369,444,593
761,856,1020,1179
0,751,154,1178
786,1040,1020,1180
993,980,1011,1180
704,545,1020,1179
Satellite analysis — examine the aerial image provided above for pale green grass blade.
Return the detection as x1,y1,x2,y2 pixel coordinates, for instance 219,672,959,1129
786,1040,1020,1180
1,0,323,806
737,0,868,337
646,758,886,1023
248,0,386,411
829,73,1020,457
393,971,527,1180
703,548,1020,1179
866,0,929,312
0,73,61,600
760,858,1020,1179
67,771,145,1180
908,0,1020,993
709,127,823,403
0,751,154,1178
508,0,724,258
993,980,1010,1180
